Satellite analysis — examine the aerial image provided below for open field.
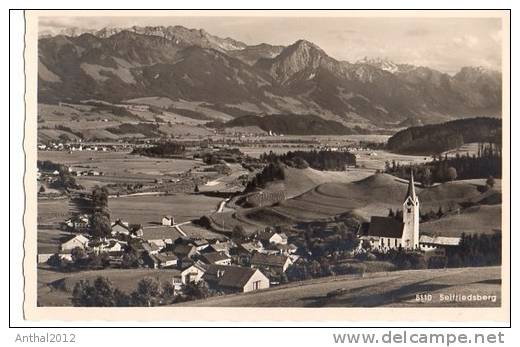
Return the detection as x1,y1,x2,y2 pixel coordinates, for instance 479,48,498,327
38,198,71,224
125,97,234,121
39,150,201,189
355,149,432,171
108,193,222,226
37,268,183,306
174,266,501,307
420,205,502,236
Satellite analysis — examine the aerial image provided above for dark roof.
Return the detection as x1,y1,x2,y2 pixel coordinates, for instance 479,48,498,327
142,242,160,253
257,231,274,241
251,253,289,267
200,252,230,264
207,241,233,252
155,252,178,263
191,239,209,247
204,265,257,289
111,220,129,230
367,216,404,239
141,227,181,241
172,243,197,258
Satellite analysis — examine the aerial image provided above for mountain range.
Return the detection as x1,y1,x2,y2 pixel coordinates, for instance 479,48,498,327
38,25,502,129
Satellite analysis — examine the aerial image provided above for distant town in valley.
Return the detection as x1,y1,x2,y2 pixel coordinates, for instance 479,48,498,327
36,20,503,308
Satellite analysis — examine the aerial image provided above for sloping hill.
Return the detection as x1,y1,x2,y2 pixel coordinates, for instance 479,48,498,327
420,205,501,237
216,114,356,135
242,174,501,226
172,266,501,307
386,117,501,155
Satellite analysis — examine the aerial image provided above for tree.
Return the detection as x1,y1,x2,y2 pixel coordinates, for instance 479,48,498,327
232,225,247,241
194,184,199,193
121,253,139,269
446,167,458,181
47,253,70,269
71,246,88,265
39,185,46,193
161,282,176,303
91,186,109,209
72,277,117,307
486,176,496,188
183,281,210,300
89,212,112,239
422,167,432,186
131,277,161,307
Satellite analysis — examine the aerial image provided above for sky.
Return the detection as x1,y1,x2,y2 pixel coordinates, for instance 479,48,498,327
39,16,503,75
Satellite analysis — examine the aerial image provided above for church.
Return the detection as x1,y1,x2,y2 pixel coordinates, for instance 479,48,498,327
360,173,420,251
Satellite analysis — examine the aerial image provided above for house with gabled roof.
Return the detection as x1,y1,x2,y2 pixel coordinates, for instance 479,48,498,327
146,251,178,269
250,253,292,273
111,219,130,236
60,234,89,251
200,252,232,266
203,264,269,293
162,215,175,226
256,230,287,246
180,261,208,284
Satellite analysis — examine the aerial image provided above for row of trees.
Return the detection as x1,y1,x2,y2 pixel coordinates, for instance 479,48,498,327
89,186,112,239
132,141,186,157
384,147,501,185
386,117,501,155
71,276,211,307
261,150,356,171
245,162,286,191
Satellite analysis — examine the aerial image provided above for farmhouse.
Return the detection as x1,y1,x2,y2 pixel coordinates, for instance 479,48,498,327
141,227,178,246
141,242,161,255
162,215,175,226
250,253,292,273
89,239,124,255
171,243,198,264
204,240,234,255
236,241,263,254
60,234,89,251
200,252,232,266
111,219,130,236
146,252,178,269
419,235,461,255
181,261,208,284
256,231,288,245
362,173,420,251
190,239,209,251
203,264,270,293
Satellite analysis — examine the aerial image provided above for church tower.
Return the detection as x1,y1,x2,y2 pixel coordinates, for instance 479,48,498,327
402,171,420,249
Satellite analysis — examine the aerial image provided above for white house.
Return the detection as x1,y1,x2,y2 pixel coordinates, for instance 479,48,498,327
419,235,461,254
250,253,292,273
60,234,89,251
257,231,287,245
203,265,270,293
180,262,207,284
111,219,130,236
162,216,175,226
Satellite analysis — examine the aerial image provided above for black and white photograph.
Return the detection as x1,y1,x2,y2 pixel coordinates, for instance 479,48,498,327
18,9,510,322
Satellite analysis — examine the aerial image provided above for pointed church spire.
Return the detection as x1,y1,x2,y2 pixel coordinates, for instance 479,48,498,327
405,170,417,201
